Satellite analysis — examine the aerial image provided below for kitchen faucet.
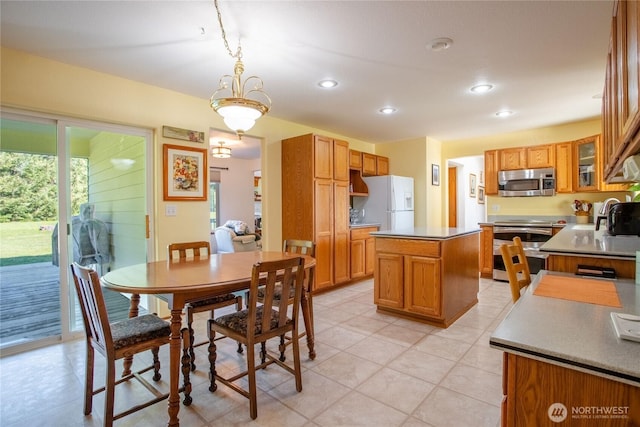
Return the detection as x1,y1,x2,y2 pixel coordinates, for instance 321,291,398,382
595,197,620,231
599,197,620,215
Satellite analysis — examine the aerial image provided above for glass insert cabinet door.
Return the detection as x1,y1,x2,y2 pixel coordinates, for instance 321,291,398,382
575,136,598,192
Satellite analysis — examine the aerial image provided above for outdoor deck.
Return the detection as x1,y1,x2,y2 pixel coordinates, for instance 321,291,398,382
0,262,136,348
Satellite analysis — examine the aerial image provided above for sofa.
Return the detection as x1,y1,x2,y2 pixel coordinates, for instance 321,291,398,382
213,221,259,253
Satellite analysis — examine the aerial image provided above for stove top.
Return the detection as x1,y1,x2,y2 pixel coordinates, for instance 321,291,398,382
493,219,554,227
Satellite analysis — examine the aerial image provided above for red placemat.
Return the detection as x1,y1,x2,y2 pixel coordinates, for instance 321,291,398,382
532,275,622,307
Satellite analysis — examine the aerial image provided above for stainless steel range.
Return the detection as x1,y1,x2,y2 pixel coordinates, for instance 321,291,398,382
492,220,553,281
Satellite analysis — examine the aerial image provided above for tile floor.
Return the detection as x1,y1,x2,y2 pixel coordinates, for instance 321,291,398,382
0,277,514,427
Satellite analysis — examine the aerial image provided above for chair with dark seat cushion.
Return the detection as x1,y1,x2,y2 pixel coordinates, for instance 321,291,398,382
168,241,243,371
500,236,532,303
249,239,316,361
207,256,306,420
70,263,171,427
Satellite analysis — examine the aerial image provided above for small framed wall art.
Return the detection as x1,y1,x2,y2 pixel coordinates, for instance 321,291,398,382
432,164,440,186
162,125,205,143
470,174,477,197
478,186,485,204
163,144,208,201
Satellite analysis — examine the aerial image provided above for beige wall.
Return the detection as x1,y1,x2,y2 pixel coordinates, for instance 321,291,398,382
0,47,375,256
1,46,627,246
440,119,628,218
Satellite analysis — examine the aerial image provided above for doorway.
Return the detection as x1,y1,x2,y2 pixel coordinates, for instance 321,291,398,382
0,110,153,355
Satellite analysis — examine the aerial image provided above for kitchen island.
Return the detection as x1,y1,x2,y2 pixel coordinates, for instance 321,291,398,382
540,223,640,279
490,270,639,426
371,227,480,328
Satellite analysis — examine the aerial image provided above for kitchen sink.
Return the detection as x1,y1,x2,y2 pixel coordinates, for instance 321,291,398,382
571,224,595,230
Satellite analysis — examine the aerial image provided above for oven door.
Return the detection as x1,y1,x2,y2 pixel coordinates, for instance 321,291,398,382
493,246,548,281
492,226,552,281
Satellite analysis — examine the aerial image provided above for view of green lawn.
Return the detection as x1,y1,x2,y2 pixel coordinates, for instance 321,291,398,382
0,221,56,266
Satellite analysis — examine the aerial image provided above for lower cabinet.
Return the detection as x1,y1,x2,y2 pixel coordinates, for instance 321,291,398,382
480,225,494,278
501,352,640,426
373,233,479,327
350,226,378,279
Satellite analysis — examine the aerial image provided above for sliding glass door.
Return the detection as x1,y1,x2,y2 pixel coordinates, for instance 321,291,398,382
0,110,153,354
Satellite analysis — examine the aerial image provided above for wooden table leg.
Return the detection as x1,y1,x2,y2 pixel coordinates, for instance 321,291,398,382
167,308,183,427
300,289,316,360
122,293,140,377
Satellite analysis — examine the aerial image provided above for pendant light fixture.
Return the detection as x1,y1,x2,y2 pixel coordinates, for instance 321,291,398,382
212,141,232,158
210,0,271,139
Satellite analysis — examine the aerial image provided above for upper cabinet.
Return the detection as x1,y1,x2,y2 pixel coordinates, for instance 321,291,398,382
484,150,499,195
498,148,526,170
350,149,389,177
526,144,555,168
602,0,640,181
574,136,598,192
376,156,389,175
349,149,362,170
484,135,627,196
555,142,574,193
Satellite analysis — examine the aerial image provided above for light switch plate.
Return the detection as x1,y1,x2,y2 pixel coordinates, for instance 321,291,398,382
165,205,177,216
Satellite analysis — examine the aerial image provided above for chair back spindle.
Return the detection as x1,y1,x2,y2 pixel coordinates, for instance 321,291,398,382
168,241,210,260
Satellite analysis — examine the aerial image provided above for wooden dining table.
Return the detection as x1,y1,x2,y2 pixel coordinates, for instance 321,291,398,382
101,250,316,427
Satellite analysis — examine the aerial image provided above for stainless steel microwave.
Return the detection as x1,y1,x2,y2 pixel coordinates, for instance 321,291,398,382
498,168,555,197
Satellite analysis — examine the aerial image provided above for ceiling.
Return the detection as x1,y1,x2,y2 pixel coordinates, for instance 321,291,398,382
0,0,614,159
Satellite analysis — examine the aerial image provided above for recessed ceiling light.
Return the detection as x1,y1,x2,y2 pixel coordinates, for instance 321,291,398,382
470,84,494,94
318,79,338,88
427,37,454,51
495,110,514,118
379,107,397,114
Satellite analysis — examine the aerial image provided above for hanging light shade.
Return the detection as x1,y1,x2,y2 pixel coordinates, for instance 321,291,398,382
210,0,271,138
212,141,232,159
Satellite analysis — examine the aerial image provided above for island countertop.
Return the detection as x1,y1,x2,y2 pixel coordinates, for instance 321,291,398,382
490,270,640,386
371,226,480,240
540,224,640,258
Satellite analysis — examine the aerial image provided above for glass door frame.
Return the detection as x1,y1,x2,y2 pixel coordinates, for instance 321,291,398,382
1,107,154,355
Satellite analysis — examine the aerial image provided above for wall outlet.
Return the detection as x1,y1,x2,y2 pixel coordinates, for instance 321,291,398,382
492,204,500,212
165,205,177,216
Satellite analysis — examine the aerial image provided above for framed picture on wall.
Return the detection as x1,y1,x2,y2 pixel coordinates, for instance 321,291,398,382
478,186,485,204
163,144,208,201
470,174,477,197
432,164,440,186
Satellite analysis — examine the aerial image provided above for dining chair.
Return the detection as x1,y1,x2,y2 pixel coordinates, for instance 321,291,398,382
70,263,172,427
500,236,532,302
168,241,243,371
248,239,316,361
207,256,306,420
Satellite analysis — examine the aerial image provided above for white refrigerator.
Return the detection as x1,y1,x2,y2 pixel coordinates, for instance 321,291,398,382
356,175,414,230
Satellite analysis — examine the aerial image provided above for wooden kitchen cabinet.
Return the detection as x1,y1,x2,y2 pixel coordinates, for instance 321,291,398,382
501,353,640,427
376,155,389,175
373,232,479,328
362,153,377,176
282,133,350,291
602,0,640,182
526,144,555,168
574,135,599,192
555,141,574,193
350,226,378,279
484,149,499,195
479,225,493,278
349,149,362,170
361,153,389,176
499,148,527,170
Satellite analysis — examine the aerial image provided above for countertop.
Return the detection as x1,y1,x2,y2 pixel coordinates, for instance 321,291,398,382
489,270,639,386
540,223,640,258
349,223,381,229
371,226,480,240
